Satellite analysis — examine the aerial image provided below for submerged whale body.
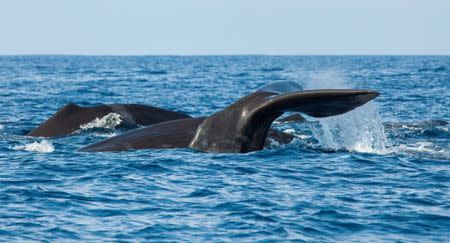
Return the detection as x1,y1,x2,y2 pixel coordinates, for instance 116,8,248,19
80,81,379,153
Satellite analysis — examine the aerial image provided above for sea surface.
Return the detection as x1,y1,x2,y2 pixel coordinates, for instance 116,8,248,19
0,56,449,242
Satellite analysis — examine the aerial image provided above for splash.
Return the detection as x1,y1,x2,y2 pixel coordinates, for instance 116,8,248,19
14,140,54,153
308,102,390,154
303,71,390,154
80,113,122,130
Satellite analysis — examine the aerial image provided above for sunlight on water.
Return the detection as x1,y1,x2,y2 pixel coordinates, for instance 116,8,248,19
304,71,390,154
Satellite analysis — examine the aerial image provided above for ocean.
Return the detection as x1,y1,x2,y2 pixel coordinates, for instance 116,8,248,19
0,55,449,242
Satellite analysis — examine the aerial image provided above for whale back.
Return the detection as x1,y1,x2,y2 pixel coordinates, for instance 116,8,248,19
27,104,190,137
79,117,205,152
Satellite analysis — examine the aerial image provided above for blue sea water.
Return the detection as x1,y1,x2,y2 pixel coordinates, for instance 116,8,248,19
0,55,449,242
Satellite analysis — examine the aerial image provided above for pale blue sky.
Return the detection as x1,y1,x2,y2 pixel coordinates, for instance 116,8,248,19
0,0,449,55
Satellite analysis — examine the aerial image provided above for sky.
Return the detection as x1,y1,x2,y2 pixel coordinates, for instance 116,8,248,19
0,0,449,55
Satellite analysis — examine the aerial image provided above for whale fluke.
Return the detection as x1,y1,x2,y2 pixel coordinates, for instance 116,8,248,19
189,90,379,153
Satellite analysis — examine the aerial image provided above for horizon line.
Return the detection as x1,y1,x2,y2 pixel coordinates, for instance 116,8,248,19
1,53,449,57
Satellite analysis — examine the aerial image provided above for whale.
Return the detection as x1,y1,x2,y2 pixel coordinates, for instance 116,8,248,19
80,82,379,153
27,104,191,137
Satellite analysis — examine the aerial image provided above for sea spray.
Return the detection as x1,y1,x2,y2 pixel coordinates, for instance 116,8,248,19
79,113,122,130
303,71,349,90
307,102,390,154
303,71,390,154
13,140,54,153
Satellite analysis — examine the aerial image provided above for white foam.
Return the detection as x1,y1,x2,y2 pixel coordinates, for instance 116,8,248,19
397,142,435,153
80,113,122,130
283,129,296,134
395,142,450,159
282,129,312,139
266,137,281,147
14,140,54,153
93,132,118,138
297,134,312,140
0,124,4,130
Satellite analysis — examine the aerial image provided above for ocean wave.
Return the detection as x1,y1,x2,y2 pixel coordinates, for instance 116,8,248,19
136,70,168,75
418,66,447,72
13,140,54,153
260,67,284,72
